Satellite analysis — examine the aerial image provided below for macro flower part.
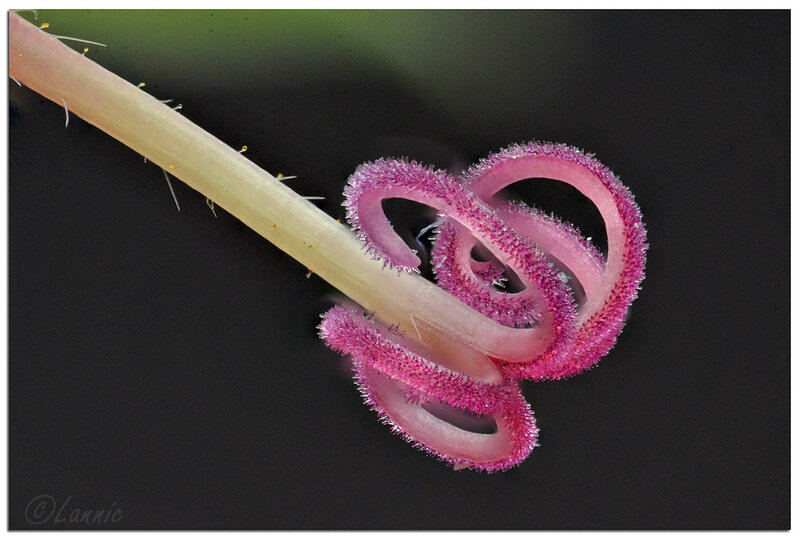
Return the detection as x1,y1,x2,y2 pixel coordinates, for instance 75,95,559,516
322,141,647,471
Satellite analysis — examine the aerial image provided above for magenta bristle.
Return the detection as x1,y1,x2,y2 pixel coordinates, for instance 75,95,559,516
471,260,507,285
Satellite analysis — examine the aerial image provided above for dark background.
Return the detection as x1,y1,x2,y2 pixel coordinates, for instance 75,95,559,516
9,10,789,529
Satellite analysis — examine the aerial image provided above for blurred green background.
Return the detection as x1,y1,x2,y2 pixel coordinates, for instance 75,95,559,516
23,9,590,136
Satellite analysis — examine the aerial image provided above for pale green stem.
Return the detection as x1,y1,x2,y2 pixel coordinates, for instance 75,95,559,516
9,12,545,384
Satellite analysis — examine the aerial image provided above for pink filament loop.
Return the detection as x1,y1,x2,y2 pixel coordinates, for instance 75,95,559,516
435,142,648,380
319,306,537,472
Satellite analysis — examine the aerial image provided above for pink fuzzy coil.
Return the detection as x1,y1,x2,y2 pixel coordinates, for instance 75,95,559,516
319,141,647,472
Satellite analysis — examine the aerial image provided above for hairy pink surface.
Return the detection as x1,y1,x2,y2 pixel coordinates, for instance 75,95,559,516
320,141,647,470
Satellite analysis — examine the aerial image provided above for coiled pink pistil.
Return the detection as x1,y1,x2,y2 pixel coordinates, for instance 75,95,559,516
319,141,647,472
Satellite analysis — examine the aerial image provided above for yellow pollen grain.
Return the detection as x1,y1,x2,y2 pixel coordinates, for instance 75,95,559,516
40,22,49,29
169,164,174,169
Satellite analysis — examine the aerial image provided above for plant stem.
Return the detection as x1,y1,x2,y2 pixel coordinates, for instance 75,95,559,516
9,12,541,382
